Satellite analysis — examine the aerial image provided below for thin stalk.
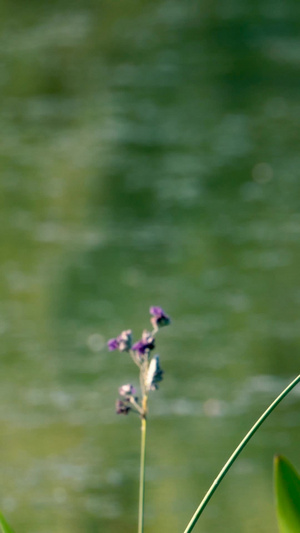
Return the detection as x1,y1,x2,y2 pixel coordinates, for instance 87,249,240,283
130,397,144,416
138,396,148,533
183,374,300,533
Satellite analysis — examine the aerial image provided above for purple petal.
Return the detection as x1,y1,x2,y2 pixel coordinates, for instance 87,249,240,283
150,306,164,317
107,338,119,351
150,306,171,329
132,340,146,354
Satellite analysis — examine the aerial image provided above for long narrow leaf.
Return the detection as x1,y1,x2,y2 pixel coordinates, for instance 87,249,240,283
0,511,15,533
274,455,300,533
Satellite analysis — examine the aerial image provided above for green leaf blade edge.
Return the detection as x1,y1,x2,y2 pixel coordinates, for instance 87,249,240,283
0,511,15,533
274,455,300,533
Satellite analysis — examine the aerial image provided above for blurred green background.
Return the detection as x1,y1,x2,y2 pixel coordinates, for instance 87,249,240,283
0,0,300,532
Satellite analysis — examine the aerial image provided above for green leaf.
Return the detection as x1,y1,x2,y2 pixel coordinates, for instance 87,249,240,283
0,511,15,533
274,455,300,533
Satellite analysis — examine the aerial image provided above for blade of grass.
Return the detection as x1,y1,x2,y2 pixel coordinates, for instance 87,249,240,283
183,374,300,533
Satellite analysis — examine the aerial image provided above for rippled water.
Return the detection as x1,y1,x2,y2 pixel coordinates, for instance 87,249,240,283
1,1,300,532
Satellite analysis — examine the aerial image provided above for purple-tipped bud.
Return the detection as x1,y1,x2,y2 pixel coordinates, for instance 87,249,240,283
107,329,132,352
132,330,155,355
150,306,171,330
107,338,119,351
118,330,133,352
132,340,145,354
146,355,164,391
119,384,136,397
116,399,131,415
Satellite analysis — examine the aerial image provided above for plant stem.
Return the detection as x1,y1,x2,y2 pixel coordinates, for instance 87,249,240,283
183,374,300,533
138,397,148,533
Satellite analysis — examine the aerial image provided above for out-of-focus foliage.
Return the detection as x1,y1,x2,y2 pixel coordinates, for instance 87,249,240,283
274,456,300,533
0,511,15,533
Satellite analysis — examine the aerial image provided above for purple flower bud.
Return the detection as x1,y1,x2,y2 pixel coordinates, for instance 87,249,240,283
107,338,119,351
107,329,132,352
149,306,171,330
118,329,133,352
142,330,155,347
132,340,145,354
146,355,164,391
132,330,155,355
116,399,131,415
119,384,136,397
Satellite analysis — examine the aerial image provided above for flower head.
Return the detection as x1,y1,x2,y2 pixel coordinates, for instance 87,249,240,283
146,355,164,391
116,399,131,415
108,307,170,417
107,329,132,352
132,330,155,355
150,306,171,330
119,383,136,397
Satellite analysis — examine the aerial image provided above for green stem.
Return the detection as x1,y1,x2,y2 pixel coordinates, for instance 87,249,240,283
183,374,300,533
138,398,148,533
